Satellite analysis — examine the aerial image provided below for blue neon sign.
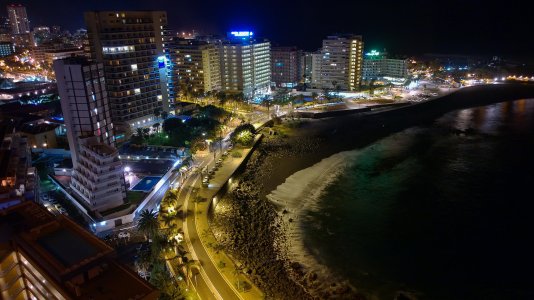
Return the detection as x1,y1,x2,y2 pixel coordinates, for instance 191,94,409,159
157,56,166,68
230,31,254,37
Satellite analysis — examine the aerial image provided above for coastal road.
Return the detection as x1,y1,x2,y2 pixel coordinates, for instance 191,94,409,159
177,155,242,300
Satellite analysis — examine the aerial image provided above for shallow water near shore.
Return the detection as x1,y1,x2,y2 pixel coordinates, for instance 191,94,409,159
270,99,534,299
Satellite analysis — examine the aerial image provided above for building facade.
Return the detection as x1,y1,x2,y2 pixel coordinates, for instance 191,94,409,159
84,11,173,128
0,201,159,300
271,46,301,88
310,52,323,89
362,50,409,80
44,48,85,66
0,41,14,57
319,34,364,91
54,57,125,212
219,31,271,99
170,39,221,96
6,4,29,34
0,134,38,209
300,51,315,84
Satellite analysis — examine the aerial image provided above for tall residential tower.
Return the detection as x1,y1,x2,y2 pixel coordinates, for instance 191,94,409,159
84,11,173,128
54,57,126,213
271,46,301,88
320,34,363,91
170,39,221,96
6,4,29,34
219,31,271,99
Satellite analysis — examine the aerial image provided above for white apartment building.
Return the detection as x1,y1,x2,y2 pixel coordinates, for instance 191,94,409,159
219,32,271,99
310,52,323,89
54,57,126,213
362,51,409,80
171,39,221,95
319,34,364,91
84,11,172,128
70,136,125,211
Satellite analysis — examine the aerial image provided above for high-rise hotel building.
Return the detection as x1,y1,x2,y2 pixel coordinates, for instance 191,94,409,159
84,11,173,128
7,4,30,34
170,39,221,96
219,31,271,99
271,46,301,88
320,34,363,91
54,57,126,213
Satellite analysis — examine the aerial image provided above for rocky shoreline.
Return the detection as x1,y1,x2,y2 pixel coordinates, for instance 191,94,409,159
211,120,365,299
211,84,534,299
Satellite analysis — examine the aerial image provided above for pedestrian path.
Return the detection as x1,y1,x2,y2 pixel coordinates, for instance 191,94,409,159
174,135,264,300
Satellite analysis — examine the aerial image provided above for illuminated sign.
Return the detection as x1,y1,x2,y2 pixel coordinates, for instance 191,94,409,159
365,50,380,56
157,56,166,68
230,31,254,37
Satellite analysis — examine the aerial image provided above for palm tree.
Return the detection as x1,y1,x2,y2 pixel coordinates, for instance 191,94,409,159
136,127,144,137
137,209,159,241
160,213,175,229
154,107,162,119
153,123,160,134
182,259,201,287
142,128,150,139
161,111,169,120
233,265,244,291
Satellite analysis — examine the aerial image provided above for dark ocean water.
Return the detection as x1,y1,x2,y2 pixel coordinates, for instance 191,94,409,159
303,99,534,299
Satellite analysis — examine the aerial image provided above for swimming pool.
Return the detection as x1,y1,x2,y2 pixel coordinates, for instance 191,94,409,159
131,176,162,192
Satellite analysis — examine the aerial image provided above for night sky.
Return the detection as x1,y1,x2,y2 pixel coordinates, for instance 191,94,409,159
1,0,533,56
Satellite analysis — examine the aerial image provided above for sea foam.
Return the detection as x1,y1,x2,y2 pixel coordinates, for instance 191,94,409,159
266,149,360,274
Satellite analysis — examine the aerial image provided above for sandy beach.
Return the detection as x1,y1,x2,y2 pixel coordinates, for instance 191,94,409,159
210,83,534,299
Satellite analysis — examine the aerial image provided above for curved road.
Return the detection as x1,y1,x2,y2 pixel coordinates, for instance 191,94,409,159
176,157,242,300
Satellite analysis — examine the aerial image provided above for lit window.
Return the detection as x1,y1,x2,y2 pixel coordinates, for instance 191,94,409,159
134,88,141,94
131,64,137,71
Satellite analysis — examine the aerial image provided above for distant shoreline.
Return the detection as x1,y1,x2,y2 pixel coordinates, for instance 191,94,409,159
260,83,534,201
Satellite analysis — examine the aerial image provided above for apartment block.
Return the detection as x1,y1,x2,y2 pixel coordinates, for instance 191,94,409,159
84,11,173,127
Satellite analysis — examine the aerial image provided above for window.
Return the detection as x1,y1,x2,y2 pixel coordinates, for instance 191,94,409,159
134,88,141,95
131,64,137,71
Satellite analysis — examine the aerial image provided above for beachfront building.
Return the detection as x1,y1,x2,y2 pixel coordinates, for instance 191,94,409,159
54,57,126,213
319,34,364,91
271,46,301,88
219,31,271,99
0,201,159,300
300,51,315,84
84,11,173,128
310,51,323,89
362,49,409,82
170,39,221,96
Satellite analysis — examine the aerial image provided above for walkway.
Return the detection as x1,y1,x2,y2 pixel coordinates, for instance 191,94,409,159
174,136,264,300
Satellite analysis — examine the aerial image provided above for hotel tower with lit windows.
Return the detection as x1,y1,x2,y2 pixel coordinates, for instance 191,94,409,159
319,34,364,91
84,11,173,129
54,57,126,213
